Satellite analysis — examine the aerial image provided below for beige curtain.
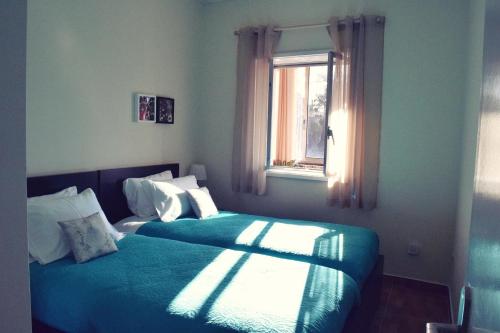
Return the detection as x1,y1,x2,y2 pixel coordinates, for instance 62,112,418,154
326,16,385,209
275,68,296,163
232,26,281,195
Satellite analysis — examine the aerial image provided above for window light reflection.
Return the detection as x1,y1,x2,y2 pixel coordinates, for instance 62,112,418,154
235,220,344,260
234,220,269,245
206,255,345,332
167,225,349,332
167,250,245,318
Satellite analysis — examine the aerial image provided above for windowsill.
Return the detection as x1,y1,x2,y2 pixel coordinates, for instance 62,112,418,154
266,167,328,182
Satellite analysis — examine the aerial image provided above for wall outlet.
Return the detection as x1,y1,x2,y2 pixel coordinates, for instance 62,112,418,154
407,241,421,256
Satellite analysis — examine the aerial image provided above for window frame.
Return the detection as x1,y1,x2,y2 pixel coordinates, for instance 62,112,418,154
266,50,335,176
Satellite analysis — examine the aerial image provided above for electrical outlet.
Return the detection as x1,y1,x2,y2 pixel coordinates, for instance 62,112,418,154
407,241,421,256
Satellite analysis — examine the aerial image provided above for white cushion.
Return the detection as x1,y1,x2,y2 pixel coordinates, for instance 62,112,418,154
167,175,199,190
143,178,198,222
58,212,118,263
27,188,120,265
27,186,77,203
186,187,218,219
123,170,174,217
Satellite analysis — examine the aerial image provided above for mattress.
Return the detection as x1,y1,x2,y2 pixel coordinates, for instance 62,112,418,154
30,234,359,333
117,211,379,288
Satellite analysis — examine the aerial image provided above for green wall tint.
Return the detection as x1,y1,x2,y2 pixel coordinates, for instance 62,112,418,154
26,0,493,295
27,0,202,176
466,0,500,330
197,0,470,283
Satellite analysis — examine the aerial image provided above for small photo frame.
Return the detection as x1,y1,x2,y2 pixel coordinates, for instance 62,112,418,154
156,96,174,124
136,94,156,123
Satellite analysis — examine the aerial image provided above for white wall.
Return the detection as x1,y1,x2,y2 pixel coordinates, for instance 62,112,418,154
25,0,477,287
451,0,485,318
27,0,202,176
0,0,32,332
198,0,470,284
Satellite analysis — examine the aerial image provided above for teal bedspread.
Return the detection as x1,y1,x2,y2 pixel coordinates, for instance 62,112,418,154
30,234,359,333
137,212,379,287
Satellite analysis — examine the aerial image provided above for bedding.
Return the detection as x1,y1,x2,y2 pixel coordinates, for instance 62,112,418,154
167,175,200,190
118,212,379,288
28,188,121,264
30,234,359,333
187,187,219,218
58,212,118,263
122,169,174,217
143,180,195,222
27,186,77,203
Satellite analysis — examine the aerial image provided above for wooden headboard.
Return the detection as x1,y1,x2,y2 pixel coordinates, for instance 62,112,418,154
99,163,179,222
27,171,99,198
27,163,180,223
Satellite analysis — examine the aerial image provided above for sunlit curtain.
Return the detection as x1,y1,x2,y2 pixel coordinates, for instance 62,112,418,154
232,26,281,195
275,68,296,163
326,16,385,209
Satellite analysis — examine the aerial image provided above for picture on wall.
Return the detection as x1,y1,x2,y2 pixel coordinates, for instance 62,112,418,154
136,94,156,122
156,96,174,124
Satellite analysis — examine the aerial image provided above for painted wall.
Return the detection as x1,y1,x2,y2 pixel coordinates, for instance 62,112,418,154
450,0,485,319
0,0,32,332
27,0,202,176
197,0,469,283
466,0,500,330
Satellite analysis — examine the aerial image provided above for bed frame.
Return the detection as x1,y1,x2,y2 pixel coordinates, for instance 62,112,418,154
28,163,383,333
27,163,180,223
99,164,179,222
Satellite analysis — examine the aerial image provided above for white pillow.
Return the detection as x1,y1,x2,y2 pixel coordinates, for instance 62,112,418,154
27,188,121,265
143,178,198,222
27,186,77,203
186,187,218,219
167,175,199,190
123,170,174,217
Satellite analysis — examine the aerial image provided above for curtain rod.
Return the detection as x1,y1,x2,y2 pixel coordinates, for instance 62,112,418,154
234,22,329,36
233,17,384,35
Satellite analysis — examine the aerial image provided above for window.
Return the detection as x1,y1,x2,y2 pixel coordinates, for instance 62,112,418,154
267,52,334,174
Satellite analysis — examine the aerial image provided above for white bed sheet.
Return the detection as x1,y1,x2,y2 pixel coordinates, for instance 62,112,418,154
114,215,155,234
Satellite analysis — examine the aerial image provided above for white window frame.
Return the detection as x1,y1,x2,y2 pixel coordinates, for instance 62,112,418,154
266,50,335,178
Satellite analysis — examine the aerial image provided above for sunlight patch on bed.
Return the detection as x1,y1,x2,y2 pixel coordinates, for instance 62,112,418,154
337,233,344,261
314,233,344,263
234,221,345,261
205,212,239,219
206,254,309,332
167,250,244,318
257,223,335,256
206,255,346,332
234,220,269,245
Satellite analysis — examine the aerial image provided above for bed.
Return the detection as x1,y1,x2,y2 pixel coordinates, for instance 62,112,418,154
115,212,379,289
28,163,383,333
31,234,359,333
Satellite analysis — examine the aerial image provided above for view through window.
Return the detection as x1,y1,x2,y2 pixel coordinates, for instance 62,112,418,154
268,53,333,173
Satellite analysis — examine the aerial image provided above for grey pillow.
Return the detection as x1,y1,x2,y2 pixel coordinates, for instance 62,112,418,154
186,187,219,219
58,212,118,263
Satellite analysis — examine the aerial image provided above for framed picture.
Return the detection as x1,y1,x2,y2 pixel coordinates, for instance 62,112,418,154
156,96,174,124
136,94,156,123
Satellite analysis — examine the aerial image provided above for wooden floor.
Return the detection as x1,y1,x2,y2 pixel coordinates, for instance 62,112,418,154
370,275,451,333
